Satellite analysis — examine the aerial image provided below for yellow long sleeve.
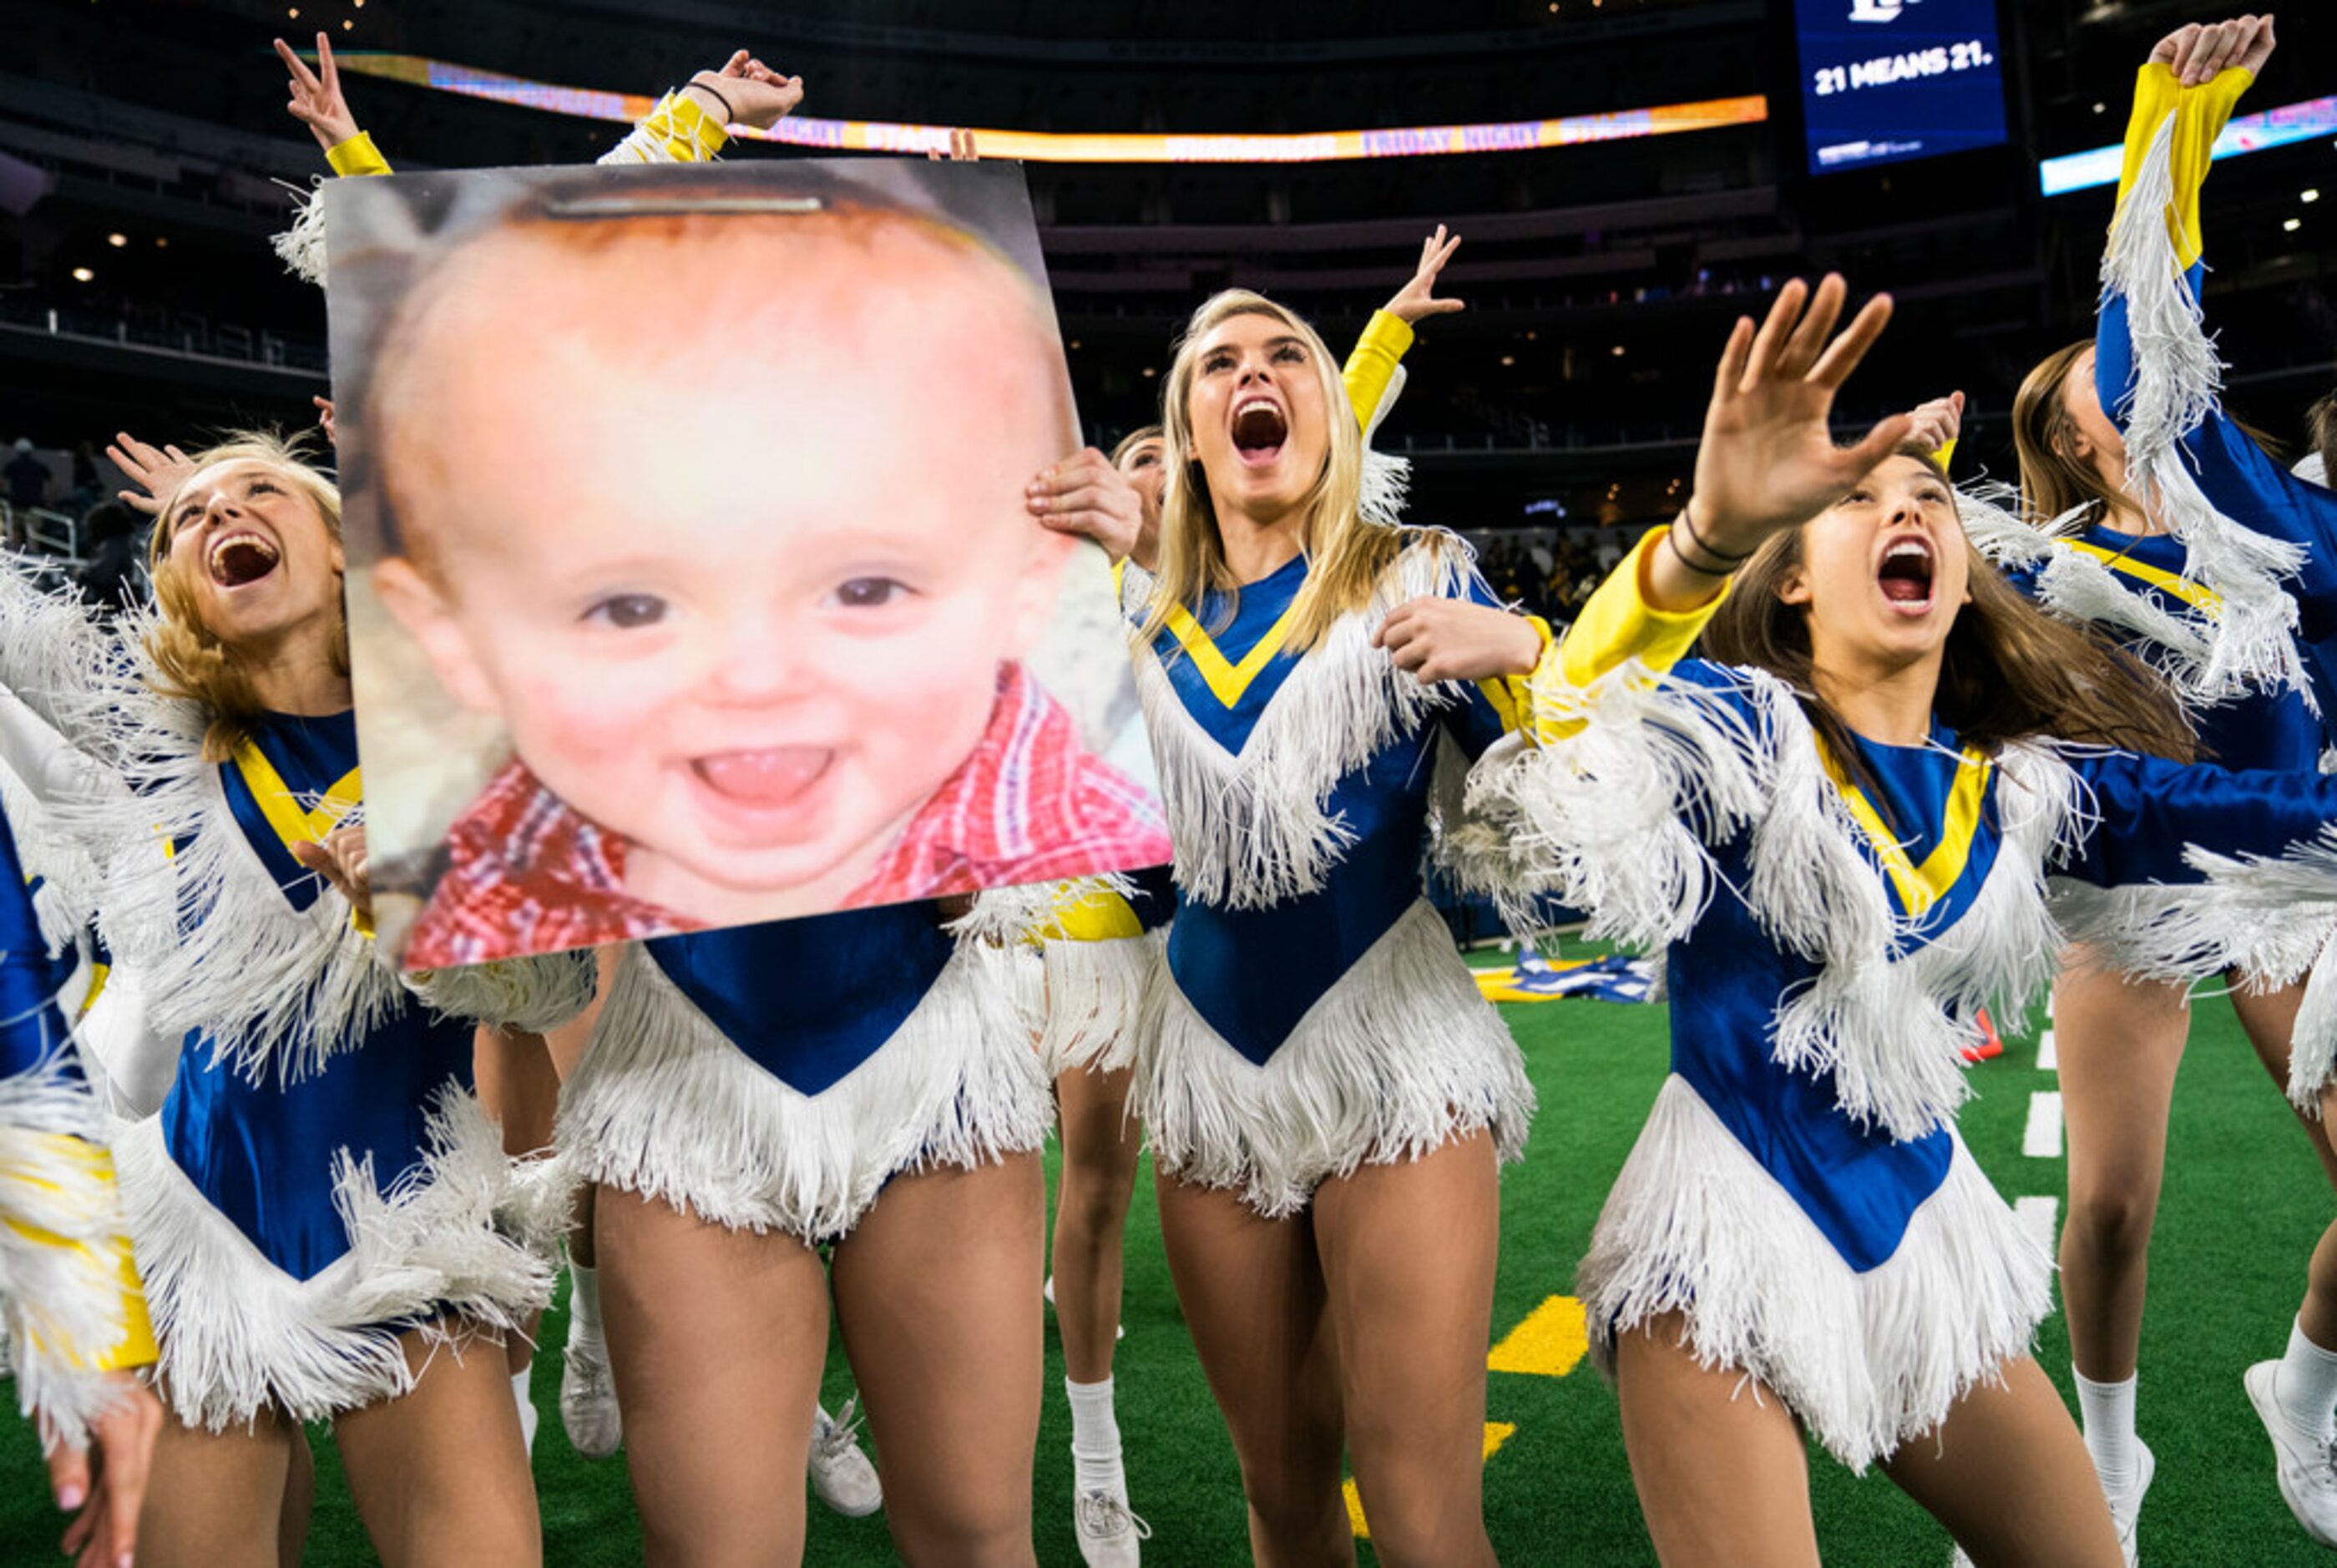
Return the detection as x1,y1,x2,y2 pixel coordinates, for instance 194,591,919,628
1532,529,1728,742
1342,311,1414,431
2115,63,2253,270
324,130,392,179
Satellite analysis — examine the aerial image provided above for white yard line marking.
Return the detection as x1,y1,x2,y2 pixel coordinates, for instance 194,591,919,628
2014,1194,2061,1255
2023,1090,2065,1159
2036,1028,2056,1073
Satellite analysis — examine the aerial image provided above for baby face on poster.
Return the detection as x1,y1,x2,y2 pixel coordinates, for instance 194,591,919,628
336,164,1158,957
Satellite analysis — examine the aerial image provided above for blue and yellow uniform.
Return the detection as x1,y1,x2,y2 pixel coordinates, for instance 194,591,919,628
1125,528,1544,1217
0,801,153,1450
2074,61,2337,746
1475,534,2337,1471
74,706,593,1430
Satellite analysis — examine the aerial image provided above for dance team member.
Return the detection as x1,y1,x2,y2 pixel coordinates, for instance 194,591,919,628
271,38,886,1506
1965,18,2337,1550
0,430,597,1568
1447,269,2337,1565
1028,225,1465,1567
0,792,163,1568
1111,274,1556,1567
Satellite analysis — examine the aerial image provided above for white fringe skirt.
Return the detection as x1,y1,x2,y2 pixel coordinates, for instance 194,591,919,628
559,940,1055,1244
1579,1075,2053,1473
115,1090,559,1432
1131,898,1535,1219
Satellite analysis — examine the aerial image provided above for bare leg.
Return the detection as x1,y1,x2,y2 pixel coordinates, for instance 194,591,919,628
278,1431,314,1568
333,1325,541,1568
1155,1172,1353,1568
1881,1357,2122,1568
831,1154,1046,1568
545,949,620,1274
1313,1132,1500,1568
1613,1316,1819,1568
1052,1064,1142,1384
136,1399,300,1568
475,1024,563,1379
2054,957,2191,1383
595,1187,831,1566
2229,979,2337,1346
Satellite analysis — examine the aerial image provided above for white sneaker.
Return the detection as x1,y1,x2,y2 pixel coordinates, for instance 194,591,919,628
559,1333,622,1459
1946,1440,2148,1568
1074,1489,1151,1568
810,1397,883,1518
2247,1358,2337,1546
2105,1439,2152,1566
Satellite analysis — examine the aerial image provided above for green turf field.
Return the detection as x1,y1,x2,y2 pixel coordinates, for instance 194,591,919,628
5,961,2332,1564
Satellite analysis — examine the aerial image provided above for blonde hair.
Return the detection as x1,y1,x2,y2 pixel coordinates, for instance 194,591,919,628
145,430,349,761
1142,291,1401,653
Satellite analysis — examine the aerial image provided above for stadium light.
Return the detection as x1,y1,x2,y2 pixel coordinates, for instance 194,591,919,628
2042,93,2337,195
331,53,1768,165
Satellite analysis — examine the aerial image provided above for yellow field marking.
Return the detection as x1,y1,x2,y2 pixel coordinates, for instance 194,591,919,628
1346,1424,1519,1539
1487,1294,1591,1378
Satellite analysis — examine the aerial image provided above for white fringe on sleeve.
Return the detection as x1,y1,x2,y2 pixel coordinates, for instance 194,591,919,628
1134,537,1473,910
0,1061,137,1452
2053,823,2337,1112
270,179,333,288
116,1088,554,1431
2099,114,2309,705
1450,663,1768,948
403,948,599,1034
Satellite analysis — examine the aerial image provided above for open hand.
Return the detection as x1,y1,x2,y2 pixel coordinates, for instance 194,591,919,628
275,33,361,154
1682,274,1910,559
105,432,194,519
50,1373,162,1568
1029,450,1142,561
1383,225,1466,326
292,822,372,928
1376,597,1543,685
2150,14,2276,86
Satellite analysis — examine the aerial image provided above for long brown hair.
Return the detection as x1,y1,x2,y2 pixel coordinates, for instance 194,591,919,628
144,431,350,762
2309,390,2337,482
2012,341,2139,531
1702,448,2194,815
1141,290,1401,652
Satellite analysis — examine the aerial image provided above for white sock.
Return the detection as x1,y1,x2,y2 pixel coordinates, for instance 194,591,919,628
1066,1376,1126,1500
2276,1318,2337,1441
2073,1368,2138,1494
568,1260,603,1343
511,1367,539,1455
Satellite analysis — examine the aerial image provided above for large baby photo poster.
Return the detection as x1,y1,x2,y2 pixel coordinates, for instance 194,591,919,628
323,159,1168,966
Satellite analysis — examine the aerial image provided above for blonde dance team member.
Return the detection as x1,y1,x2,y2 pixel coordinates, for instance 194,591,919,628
1030,226,1465,1567
0,432,593,1568
1120,279,1553,1566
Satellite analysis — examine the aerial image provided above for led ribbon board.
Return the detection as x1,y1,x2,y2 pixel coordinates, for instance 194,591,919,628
2040,94,2337,195
332,53,1767,164
1794,0,2010,175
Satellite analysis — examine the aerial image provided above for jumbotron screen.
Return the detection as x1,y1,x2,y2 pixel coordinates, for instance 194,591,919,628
1796,0,2011,175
